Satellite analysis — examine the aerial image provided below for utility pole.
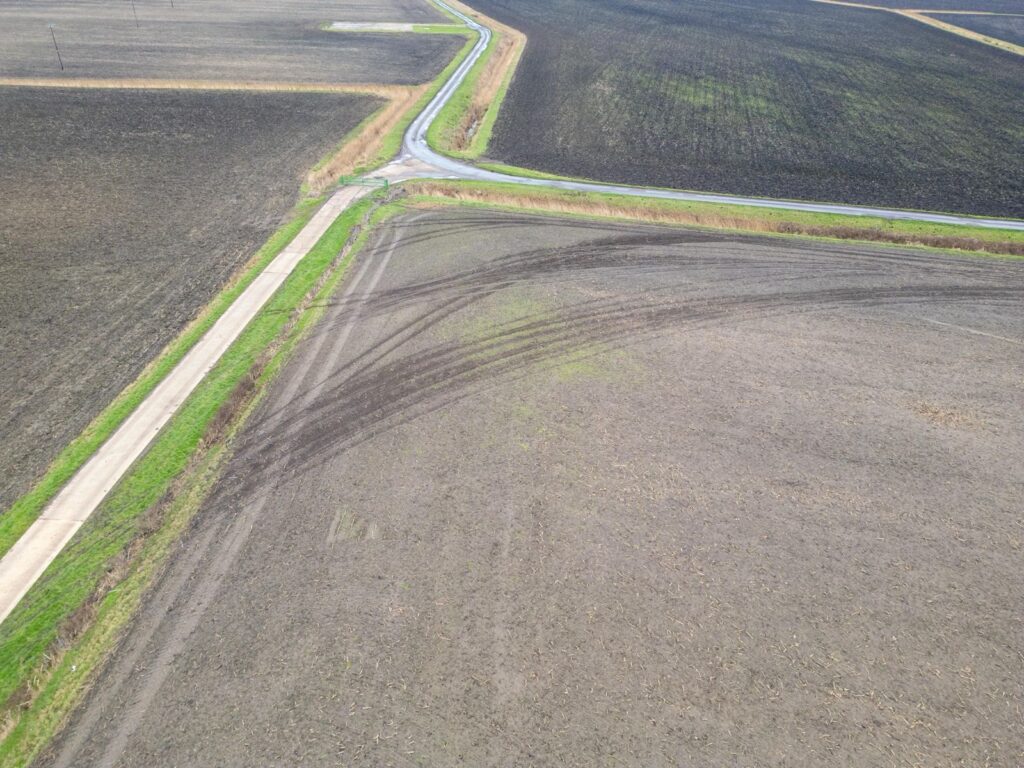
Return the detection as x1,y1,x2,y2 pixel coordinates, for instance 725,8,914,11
49,24,64,71
129,0,139,27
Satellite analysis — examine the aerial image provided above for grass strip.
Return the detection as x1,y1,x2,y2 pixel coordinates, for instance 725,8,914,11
466,30,524,158
352,34,477,175
0,193,389,765
426,31,498,155
0,199,321,560
424,2,525,160
403,180,1024,256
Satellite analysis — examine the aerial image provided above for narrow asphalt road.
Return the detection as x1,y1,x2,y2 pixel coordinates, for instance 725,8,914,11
393,0,1024,232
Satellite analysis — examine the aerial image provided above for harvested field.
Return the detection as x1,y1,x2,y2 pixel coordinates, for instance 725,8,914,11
861,0,1023,9
932,12,1024,45
0,85,380,512
0,0,459,84
470,0,1024,218
45,209,1024,767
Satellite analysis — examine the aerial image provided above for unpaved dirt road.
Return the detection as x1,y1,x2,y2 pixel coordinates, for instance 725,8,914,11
43,210,1024,766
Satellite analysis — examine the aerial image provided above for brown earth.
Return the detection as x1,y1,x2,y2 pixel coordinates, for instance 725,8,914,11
0,85,380,511
41,209,1024,767
0,0,459,84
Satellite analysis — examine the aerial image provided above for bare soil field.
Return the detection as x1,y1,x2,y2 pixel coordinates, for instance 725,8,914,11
933,12,1024,45
863,0,1022,10
0,0,459,84
0,85,379,511
45,209,1024,767
470,0,1024,218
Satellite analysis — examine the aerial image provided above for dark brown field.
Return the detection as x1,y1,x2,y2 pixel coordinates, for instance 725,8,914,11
0,0,459,84
866,0,1021,9
0,85,379,510
933,12,1024,46
472,0,1024,217
44,209,1024,767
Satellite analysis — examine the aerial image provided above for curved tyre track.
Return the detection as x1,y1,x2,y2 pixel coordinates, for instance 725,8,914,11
42,211,1024,767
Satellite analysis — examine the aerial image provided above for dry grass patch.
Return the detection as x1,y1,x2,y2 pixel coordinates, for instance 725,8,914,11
405,181,1024,256
436,0,526,153
896,11,1024,55
914,402,984,429
305,84,426,194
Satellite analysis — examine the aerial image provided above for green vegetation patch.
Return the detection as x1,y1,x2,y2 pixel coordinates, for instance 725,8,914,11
427,31,498,154
355,34,478,174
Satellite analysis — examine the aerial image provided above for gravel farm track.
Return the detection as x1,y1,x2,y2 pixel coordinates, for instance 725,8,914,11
43,210,1024,766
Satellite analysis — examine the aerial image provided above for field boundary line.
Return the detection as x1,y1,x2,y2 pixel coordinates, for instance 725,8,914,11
0,187,369,627
807,0,1024,55
0,77,414,97
895,10,1024,55
400,180,1024,256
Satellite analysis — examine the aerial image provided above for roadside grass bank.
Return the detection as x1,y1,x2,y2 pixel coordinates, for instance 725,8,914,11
304,87,422,195
427,0,526,158
353,34,477,174
0,192,392,767
403,180,1024,257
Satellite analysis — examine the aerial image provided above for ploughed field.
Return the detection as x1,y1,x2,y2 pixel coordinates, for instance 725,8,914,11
471,0,1024,218
0,85,379,511
863,0,1023,10
46,209,1024,767
934,13,1024,45
0,0,459,84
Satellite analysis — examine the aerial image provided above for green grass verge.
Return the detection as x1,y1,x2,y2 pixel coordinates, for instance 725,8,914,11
403,180,1024,255
0,193,390,766
425,21,523,160
318,21,469,36
467,33,523,158
353,34,478,175
426,31,497,156
0,199,322,561
413,23,472,35
476,161,579,182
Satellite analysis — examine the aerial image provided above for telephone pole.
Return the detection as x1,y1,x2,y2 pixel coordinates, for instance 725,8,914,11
49,24,64,71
